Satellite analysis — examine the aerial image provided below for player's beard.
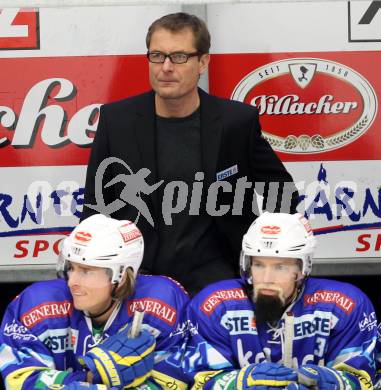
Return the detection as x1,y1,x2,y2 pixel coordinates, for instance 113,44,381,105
253,284,286,325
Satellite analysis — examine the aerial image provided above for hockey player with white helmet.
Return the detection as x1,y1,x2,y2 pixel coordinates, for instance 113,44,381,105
0,214,189,390
239,212,315,325
183,212,377,389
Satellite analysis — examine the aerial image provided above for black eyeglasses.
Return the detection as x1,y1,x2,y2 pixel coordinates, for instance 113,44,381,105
147,51,200,64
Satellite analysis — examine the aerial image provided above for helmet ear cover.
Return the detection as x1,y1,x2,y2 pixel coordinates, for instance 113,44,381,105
240,212,316,284
57,214,144,285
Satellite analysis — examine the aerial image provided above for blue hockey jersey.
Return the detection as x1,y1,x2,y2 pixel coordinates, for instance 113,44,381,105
376,322,381,388
184,277,377,389
0,275,189,389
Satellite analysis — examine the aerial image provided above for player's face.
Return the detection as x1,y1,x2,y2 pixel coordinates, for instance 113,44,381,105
67,262,113,314
148,27,209,102
250,256,302,304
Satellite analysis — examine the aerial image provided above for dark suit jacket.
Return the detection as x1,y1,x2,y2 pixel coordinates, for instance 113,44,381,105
81,88,298,285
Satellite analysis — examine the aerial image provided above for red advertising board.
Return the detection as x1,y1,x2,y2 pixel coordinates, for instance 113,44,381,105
209,52,380,162
0,8,39,50
0,55,149,167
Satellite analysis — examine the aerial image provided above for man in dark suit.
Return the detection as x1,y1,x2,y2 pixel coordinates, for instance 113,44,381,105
81,12,298,295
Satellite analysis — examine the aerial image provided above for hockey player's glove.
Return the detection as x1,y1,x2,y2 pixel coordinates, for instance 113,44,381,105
237,362,298,389
79,329,156,389
284,384,309,390
297,364,345,390
59,383,119,389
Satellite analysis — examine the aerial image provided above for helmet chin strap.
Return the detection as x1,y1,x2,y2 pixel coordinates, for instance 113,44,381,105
84,283,119,320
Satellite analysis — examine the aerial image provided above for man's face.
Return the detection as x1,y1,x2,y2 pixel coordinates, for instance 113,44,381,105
148,27,209,101
250,256,302,323
67,262,113,314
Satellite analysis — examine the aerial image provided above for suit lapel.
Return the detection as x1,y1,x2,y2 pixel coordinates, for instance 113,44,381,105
199,88,223,185
134,91,160,218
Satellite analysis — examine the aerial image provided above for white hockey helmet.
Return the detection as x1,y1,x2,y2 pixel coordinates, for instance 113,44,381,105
240,212,316,283
58,214,144,284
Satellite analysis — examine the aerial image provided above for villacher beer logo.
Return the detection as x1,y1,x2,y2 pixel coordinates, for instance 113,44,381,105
231,58,377,154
